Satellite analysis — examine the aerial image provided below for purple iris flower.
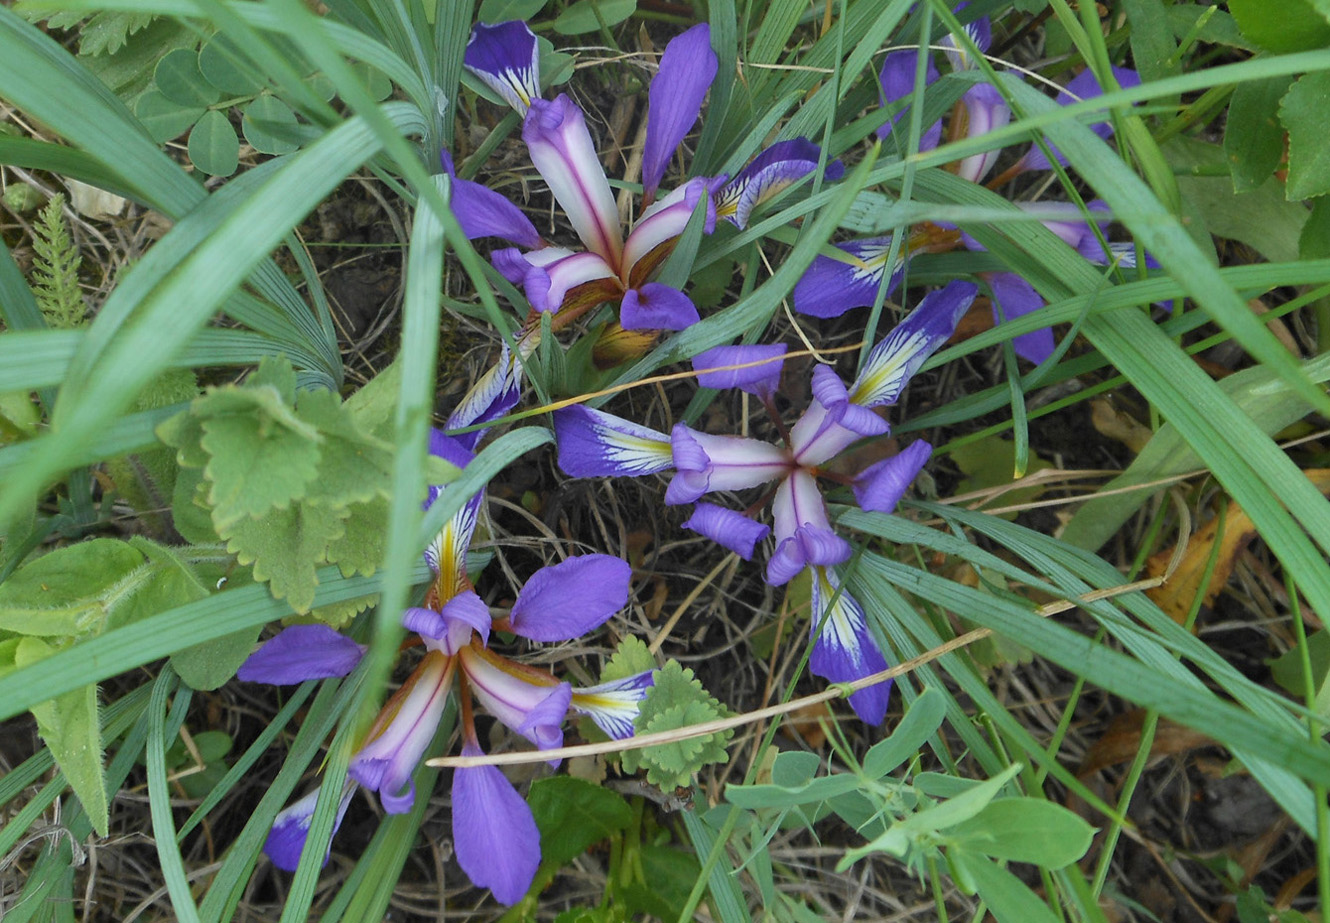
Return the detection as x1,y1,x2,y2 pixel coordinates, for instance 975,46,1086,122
551,282,977,722
241,428,650,904
791,224,962,319
713,138,845,230
464,21,541,116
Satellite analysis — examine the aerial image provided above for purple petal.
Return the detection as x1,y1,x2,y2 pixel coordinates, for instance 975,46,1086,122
954,83,1011,184
524,95,624,264
682,502,771,560
445,334,532,450
771,469,836,547
622,177,717,281
876,49,942,150
509,555,632,641
495,246,618,315
793,237,906,319
766,526,852,587
406,590,492,653
666,424,790,505
853,440,931,514
849,280,978,407
570,671,654,739
988,272,1054,364
459,647,571,754
237,625,366,685
789,366,888,467
808,567,891,724
452,742,541,905
441,150,542,248
692,344,787,397
464,21,540,115
263,785,355,871
620,282,699,331
429,427,475,472
1020,67,1142,171
642,23,717,199
715,139,843,230
553,405,673,478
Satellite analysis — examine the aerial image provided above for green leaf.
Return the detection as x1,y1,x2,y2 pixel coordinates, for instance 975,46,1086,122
553,0,636,34
348,62,392,103
78,11,157,57
478,0,548,21
1229,0,1330,52
947,851,1063,923
188,109,240,178
134,89,203,144
171,625,262,691
198,400,322,528
242,94,300,155
1281,71,1330,199
220,502,349,613
622,660,731,789
16,637,108,835
154,48,220,108
528,776,633,867
0,539,146,636
1301,195,1330,258
862,687,946,778
323,493,388,578
1225,73,1294,194
600,635,654,682
116,537,210,630
170,466,219,545
947,798,1095,868
293,388,394,507
199,35,264,96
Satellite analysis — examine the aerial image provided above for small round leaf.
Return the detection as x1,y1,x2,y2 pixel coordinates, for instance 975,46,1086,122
308,74,336,102
199,36,264,96
155,48,220,108
242,95,299,155
135,89,204,143
188,110,239,177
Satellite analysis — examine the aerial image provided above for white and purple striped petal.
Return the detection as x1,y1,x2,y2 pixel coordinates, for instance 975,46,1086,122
445,332,539,451
876,49,942,150
508,555,632,642
682,502,771,560
641,23,717,200
666,424,791,504
715,138,844,230
440,150,542,248
692,344,787,398
790,365,889,467
767,470,852,585
853,440,932,514
988,272,1054,364
622,177,717,282
553,405,674,478
940,5,992,72
570,670,654,739
237,624,367,685
459,646,571,755
524,95,624,265
1018,67,1142,172
464,21,541,116
350,650,452,813
954,83,1011,184
793,237,906,319
808,566,891,725
263,783,355,871
620,282,699,331
849,280,978,408
494,246,618,315
451,742,542,905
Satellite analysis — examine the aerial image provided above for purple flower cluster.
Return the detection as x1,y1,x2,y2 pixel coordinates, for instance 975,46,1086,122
239,430,649,905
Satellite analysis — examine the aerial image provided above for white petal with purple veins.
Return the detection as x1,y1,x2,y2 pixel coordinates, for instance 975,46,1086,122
850,281,977,408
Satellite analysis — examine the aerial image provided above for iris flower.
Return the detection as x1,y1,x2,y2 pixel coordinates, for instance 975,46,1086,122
239,429,648,904
552,281,977,723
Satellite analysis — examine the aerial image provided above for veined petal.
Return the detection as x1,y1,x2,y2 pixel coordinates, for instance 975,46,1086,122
641,23,717,199
988,272,1054,364
790,365,889,466
350,651,452,813
767,525,852,586
238,624,366,685
940,5,992,72
445,331,540,450
808,567,891,725
508,554,632,642
570,670,654,739
666,424,790,504
853,440,931,514
620,283,699,331
263,783,355,871
876,49,942,151
682,502,771,560
464,21,540,116
452,742,542,905
793,237,906,319
410,590,492,654
622,177,716,283
553,404,673,477
424,486,485,597
770,469,834,545
524,95,624,265
850,280,978,407
496,246,619,315
1019,67,1142,172
692,343,787,398
715,138,844,230
459,646,570,754
441,151,542,248
954,83,1011,184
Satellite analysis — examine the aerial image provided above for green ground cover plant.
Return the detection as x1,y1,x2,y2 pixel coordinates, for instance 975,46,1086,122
2,0,1330,920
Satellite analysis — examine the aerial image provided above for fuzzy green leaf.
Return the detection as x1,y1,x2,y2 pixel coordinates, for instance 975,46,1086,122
78,11,157,56
171,624,262,691
0,539,146,637
1281,72,1330,200
16,637,108,835
219,502,349,613
600,636,655,683
198,401,322,528
622,661,732,789
293,388,394,507
323,493,388,578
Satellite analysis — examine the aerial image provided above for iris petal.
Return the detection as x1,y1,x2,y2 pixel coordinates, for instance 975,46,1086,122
808,567,891,725
508,555,632,642
641,24,717,198
849,280,977,407
553,405,674,478
464,21,541,115
682,502,771,560
451,742,542,905
237,625,366,685
853,440,932,514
